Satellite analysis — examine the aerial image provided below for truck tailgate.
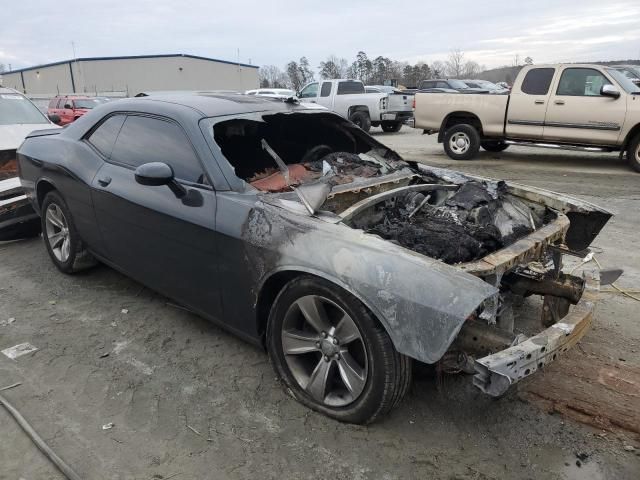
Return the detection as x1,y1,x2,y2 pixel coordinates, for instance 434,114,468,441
387,92,413,113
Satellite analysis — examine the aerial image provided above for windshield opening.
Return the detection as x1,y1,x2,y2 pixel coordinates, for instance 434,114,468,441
211,112,406,193
606,68,640,93
0,93,49,125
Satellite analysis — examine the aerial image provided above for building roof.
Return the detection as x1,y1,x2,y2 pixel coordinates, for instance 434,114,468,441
5,54,258,74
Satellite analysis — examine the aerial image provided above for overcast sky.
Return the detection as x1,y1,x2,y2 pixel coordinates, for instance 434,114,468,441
2,0,639,72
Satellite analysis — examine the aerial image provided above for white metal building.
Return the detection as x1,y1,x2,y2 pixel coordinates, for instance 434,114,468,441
1,54,259,96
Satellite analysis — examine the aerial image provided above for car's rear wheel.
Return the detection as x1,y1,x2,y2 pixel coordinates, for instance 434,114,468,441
267,275,412,424
41,191,97,273
627,133,640,173
481,140,509,152
381,121,402,133
349,111,372,132
443,124,481,160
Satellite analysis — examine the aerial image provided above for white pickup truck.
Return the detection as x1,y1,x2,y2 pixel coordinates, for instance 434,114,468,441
414,64,640,171
298,79,413,133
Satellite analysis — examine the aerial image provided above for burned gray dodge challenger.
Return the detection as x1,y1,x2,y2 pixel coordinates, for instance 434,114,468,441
18,94,616,423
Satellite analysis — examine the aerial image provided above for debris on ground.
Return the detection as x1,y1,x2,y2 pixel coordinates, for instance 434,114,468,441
121,308,129,314
102,422,114,430
1,343,38,359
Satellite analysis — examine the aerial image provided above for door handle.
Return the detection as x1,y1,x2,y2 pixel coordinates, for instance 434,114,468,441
554,100,565,105
534,100,545,105
97,176,112,187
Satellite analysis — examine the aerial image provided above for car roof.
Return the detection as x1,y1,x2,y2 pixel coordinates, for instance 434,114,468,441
96,93,313,118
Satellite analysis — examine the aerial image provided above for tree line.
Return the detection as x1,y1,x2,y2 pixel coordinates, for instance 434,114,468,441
259,50,485,90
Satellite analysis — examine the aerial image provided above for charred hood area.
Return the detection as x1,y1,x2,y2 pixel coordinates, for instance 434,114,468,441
348,181,555,264
0,149,17,181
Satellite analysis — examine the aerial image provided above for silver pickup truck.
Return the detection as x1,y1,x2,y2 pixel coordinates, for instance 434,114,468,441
299,79,413,132
414,64,640,171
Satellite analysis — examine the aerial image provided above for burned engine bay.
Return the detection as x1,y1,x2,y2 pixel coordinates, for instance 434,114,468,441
214,111,556,265
346,181,554,264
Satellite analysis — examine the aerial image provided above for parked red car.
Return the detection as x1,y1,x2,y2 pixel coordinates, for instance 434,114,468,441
47,96,105,125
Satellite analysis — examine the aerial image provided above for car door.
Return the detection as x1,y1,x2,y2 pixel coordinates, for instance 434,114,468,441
59,98,72,125
505,67,555,139
543,67,626,145
89,113,222,318
316,81,333,109
299,82,319,103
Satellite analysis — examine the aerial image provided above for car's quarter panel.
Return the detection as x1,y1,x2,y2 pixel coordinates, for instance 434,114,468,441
414,93,508,136
543,66,627,145
17,131,107,255
236,199,498,364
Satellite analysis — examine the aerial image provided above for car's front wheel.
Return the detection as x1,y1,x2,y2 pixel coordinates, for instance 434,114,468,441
41,191,97,273
267,276,411,424
443,124,481,160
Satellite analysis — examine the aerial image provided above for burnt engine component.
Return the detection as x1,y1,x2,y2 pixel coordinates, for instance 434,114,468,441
355,181,551,264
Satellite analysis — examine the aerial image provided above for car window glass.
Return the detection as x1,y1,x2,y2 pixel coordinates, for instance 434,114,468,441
337,81,364,95
0,93,50,125
436,81,449,88
111,115,205,184
557,68,612,96
521,68,555,95
320,82,332,97
87,115,126,158
299,83,318,98
48,98,57,108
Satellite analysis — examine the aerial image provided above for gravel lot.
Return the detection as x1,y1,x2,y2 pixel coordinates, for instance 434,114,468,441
1,126,639,479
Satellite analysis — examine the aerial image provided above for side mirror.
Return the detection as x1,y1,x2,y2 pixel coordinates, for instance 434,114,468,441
64,103,72,109
601,84,620,98
48,114,61,124
134,162,186,198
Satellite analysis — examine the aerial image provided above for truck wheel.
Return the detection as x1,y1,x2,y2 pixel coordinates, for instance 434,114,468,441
349,111,372,132
443,124,481,160
267,275,412,424
628,134,640,173
481,141,509,152
381,121,402,133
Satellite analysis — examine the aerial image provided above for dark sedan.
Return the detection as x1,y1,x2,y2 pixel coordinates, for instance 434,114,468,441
18,94,612,423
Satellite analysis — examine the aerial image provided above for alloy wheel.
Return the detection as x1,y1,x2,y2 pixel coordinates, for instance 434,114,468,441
281,295,368,407
449,132,471,154
45,204,71,262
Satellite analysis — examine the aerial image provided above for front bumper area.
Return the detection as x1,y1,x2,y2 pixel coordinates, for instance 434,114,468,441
473,270,599,396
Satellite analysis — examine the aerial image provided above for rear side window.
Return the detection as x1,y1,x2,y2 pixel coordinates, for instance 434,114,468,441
337,81,364,95
87,115,126,158
110,115,205,184
48,98,58,108
320,82,332,97
521,68,555,95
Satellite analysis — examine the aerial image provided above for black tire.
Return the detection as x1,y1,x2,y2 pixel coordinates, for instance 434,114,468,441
381,121,402,133
443,124,481,160
481,140,509,152
267,275,412,424
41,191,97,273
627,133,640,173
349,111,372,132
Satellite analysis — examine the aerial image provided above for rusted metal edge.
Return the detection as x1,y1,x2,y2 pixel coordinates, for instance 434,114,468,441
458,214,570,276
473,270,599,396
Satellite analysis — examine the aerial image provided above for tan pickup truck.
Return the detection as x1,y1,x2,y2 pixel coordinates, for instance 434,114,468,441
414,64,640,171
